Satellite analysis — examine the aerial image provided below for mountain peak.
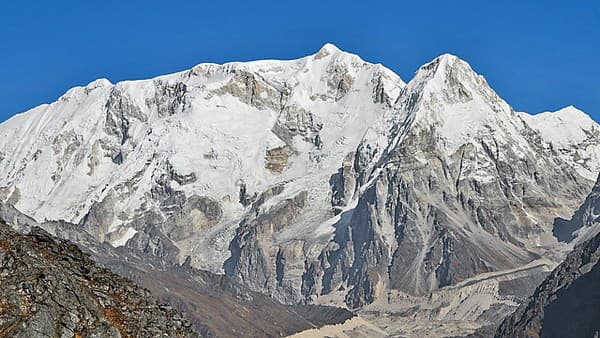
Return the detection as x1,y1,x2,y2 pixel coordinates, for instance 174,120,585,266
404,52,485,106
85,78,113,91
553,105,590,119
318,42,342,54
87,78,113,88
416,53,473,80
431,52,460,65
519,105,599,180
313,42,347,60
397,52,520,152
521,105,597,142
524,105,596,130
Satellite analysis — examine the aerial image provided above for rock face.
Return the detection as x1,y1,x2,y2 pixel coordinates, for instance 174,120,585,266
300,54,596,309
0,222,197,338
496,231,600,338
495,175,600,337
1,44,600,336
553,174,600,244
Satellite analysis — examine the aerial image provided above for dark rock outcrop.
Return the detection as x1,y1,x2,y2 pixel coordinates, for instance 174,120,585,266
496,231,600,338
224,189,309,303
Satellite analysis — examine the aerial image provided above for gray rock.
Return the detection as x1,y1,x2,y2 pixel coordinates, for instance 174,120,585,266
553,173,600,243
146,80,188,118
496,230,600,338
225,189,308,303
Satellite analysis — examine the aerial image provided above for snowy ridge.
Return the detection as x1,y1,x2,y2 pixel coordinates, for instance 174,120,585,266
521,105,598,147
520,106,600,180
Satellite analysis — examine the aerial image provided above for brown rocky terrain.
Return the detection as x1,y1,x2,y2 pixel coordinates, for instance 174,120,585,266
0,222,197,338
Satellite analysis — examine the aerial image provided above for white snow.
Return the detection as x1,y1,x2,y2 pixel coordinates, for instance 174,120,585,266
520,106,600,180
111,227,138,247
520,106,598,147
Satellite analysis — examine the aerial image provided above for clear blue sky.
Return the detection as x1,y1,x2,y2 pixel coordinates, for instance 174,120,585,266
1,1,598,122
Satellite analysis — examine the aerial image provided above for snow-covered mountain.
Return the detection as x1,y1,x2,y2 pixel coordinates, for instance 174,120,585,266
301,54,596,303
1,44,598,336
0,43,402,270
520,106,600,180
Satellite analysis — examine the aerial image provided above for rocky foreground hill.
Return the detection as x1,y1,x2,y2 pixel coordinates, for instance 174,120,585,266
0,221,197,337
495,231,600,338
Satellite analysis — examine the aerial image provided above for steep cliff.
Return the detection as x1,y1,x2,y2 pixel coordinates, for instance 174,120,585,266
496,231,600,337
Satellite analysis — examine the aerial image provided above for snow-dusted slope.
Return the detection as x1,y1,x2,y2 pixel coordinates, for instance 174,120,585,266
519,106,600,180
